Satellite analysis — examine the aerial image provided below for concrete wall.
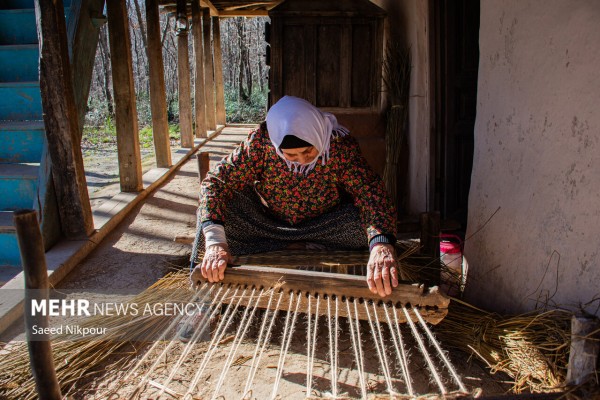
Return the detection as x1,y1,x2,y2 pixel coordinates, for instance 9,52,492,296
465,0,600,315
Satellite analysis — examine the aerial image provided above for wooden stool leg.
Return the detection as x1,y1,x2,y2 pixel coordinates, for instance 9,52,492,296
197,152,210,183
420,211,441,286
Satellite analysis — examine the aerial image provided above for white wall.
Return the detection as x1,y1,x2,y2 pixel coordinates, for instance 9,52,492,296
465,0,600,315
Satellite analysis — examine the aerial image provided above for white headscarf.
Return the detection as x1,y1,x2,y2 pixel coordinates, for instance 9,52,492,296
266,96,349,174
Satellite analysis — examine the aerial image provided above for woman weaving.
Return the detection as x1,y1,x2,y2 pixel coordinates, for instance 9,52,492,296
190,96,399,298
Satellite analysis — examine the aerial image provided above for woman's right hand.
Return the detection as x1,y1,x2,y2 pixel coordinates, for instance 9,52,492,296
191,244,232,285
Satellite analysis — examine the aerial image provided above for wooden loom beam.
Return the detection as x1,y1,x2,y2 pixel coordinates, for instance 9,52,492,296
195,265,450,325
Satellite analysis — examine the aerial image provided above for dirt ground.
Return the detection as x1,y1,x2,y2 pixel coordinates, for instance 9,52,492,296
1,126,512,399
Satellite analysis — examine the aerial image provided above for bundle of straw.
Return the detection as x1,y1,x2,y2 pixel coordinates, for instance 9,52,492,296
0,271,191,399
435,299,573,393
382,41,411,210
0,244,428,399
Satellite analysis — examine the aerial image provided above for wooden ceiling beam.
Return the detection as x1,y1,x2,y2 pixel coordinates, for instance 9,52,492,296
219,9,268,17
161,1,218,16
200,0,219,16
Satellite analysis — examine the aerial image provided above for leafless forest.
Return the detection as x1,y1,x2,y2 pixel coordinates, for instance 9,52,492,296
86,1,269,128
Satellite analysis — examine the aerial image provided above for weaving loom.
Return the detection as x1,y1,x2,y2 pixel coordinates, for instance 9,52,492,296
94,247,473,400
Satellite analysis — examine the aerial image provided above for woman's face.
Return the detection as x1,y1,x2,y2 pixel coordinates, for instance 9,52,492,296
281,146,319,165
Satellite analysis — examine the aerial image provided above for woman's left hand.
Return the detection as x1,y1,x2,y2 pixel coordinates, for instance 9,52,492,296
367,243,399,297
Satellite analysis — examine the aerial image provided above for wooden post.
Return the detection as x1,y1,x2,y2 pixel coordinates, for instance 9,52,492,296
176,0,194,148
192,0,207,138
419,211,441,286
566,315,600,386
106,0,143,192
202,9,217,130
420,211,441,259
146,0,172,167
68,0,106,134
212,16,226,126
34,0,94,238
197,152,210,183
14,210,62,400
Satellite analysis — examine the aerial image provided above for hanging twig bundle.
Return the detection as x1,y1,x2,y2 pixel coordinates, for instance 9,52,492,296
382,41,411,210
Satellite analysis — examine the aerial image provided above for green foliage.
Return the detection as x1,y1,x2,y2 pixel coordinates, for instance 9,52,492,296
135,92,153,127
83,122,181,150
138,126,154,149
82,123,116,148
85,96,111,127
224,84,268,123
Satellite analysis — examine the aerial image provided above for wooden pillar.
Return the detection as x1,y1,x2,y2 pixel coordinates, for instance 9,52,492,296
15,210,62,400
420,211,441,259
106,0,143,192
192,0,207,138
202,9,217,130
176,0,194,148
420,211,441,286
68,0,106,134
34,0,94,238
146,0,172,167
212,16,226,126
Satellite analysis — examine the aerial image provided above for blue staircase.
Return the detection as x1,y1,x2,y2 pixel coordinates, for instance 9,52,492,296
0,0,72,275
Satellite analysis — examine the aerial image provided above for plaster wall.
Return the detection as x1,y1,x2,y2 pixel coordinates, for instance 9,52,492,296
465,0,600,315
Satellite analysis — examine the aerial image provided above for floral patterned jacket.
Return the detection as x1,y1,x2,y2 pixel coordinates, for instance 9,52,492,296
198,123,397,243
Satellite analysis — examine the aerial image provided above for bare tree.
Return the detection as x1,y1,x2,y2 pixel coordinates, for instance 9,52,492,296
85,6,268,127
98,25,114,117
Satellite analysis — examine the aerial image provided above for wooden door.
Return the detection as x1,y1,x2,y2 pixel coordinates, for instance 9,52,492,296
432,0,480,228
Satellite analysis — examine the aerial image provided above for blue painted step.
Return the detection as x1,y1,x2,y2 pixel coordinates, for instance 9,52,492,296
0,211,20,267
0,7,72,45
0,0,71,10
0,121,45,163
0,82,42,120
0,163,39,210
0,45,39,82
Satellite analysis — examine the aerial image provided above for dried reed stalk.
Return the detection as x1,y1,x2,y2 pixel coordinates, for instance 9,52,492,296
382,41,411,210
435,299,573,393
0,271,191,399
1,245,430,399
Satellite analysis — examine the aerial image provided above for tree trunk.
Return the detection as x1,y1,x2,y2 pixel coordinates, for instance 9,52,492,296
236,18,248,102
133,0,148,57
98,26,114,117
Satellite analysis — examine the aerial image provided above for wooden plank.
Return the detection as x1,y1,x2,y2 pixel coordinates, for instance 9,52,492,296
107,0,143,192
268,18,282,105
339,23,351,107
15,210,62,400
191,0,207,138
304,24,316,104
281,24,305,99
35,0,94,238
194,265,450,324
219,10,268,17
351,23,373,107
176,0,194,148
202,8,217,130
212,16,226,125
199,0,218,16
146,0,172,167
316,24,341,107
